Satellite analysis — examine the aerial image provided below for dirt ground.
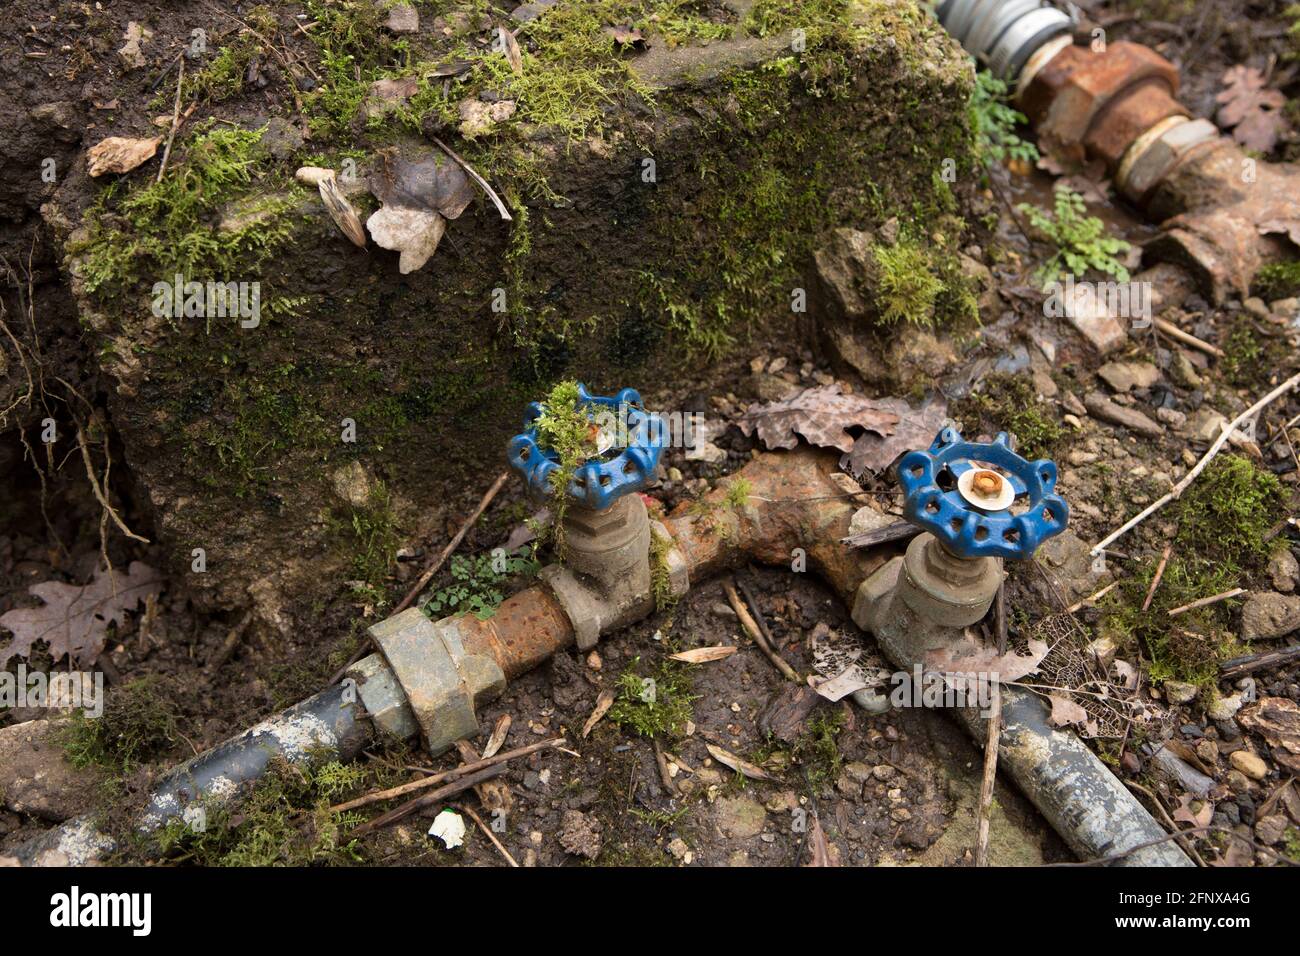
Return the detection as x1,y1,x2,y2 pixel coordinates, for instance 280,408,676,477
4,0,1300,867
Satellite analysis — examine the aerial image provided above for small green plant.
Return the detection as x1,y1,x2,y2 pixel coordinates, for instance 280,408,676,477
793,709,844,793
1253,260,1300,300
608,654,697,740
723,476,753,510
348,483,399,588
873,239,945,327
425,550,539,620
1018,186,1131,286
970,70,1039,167
533,380,601,559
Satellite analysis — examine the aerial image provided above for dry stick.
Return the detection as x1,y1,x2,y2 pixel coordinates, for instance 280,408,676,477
330,736,563,814
208,610,253,670
453,802,519,867
1124,779,1208,867
1142,542,1174,612
1153,317,1224,358
327,637,374,687
1066,579,1119,614
975,682,1002,866
723,579,798,682
737,577,779,656
157,59,185,183
1221,643,1300,679
429,135,513,221
395,470,510,614
350,763,507,836
1093,370,1300,557
1167,587,1247,617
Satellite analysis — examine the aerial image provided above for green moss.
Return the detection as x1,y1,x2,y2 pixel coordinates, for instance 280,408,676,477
1252,260,1300,300
954,373,1062,460
61,677,178,772
1101,455,1284,685
873,239,945,327
649,528,677,614
346,482,400,588
153,758,368,866
1221,316,1288,388
723,476,752,510
609,653,697,739
793,709,844,794
182,7,281,105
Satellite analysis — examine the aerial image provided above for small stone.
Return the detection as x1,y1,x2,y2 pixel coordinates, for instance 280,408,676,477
1084,391,1163,437
710,602,736,620
1181,407,1228,442
1240,591,1300,642
1195,739,1219,764
1229,750,1268,781
1155,407,1186,428
666,466,683,482
558,810,602,859
1268,549,1299,593
118,22,152,70
1254,814,1288,846
715,795,767,839
667,837,692,862
385,4,420,33
1163,681,1198,705
1225,769,1251,792
1098,360,1160,393
586,651,602,670
331,460,375,508
1170,350,1203,388
871,764,895,781
1243,297,1270,320
890,807,913,822
1207,693,1243,722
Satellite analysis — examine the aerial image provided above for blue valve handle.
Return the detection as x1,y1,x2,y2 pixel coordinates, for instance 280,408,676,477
507,384,666,511
897,427,1069,560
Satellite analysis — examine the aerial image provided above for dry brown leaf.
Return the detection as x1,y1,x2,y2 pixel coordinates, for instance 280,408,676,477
603,25,646,48
582,689,616,738
366,75,420,116
846,396,948,476
736,384,899,455
1172,793,1214,829
0,562,164,666
366,207,445,274
1047,693,1089,728
804,812,841,866
318,173,367,248
925,634,1048,684
669,646,737,664
87,136,161,177
370,149,475,221
706,743,776,781
1215,65,1288,154
500,25,523,75
482,714,511,758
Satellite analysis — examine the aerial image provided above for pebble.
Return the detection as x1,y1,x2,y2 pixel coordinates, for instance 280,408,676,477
1206,693,1243,722
1254,815,1288,846
1229,750,1268,781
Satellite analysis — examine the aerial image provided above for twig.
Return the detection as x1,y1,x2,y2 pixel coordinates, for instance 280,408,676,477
1153,317,1224,358
975,683,1002,866
350,764,508,836
840,520,918,549
1142,542,1174,612
453,802,518,867
723,578,798,682
156,59,185,183
1221,643,1300,679
737,577,778,655
1123,780,1207,866
430,135,513,221
330,737,563,814
1066,579,1119,614
1092,370,1300,556
1167,587,1246,617
327,636,374,686
395,470,510,614
652,738,678,796
208,610,253,669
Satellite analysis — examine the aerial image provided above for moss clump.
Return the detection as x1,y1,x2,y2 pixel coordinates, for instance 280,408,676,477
533,380,602,558
723,476,752,510
609,654,697,739
1102,455,1284,685
793,709,844,794
1221,316,1289,388
346,482,400,589
954,373,1062,460
873,239,946,327
649,529,677,614
181,6,281,105
61,676,178,772
153,758,368,866
1252,260,1300,300
1175,455,1284,573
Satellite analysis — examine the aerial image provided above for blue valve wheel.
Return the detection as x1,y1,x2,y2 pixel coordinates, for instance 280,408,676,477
897,427,1069,560
507,384,667,511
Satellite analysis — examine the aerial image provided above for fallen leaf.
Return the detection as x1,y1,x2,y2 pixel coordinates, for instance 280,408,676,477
428,809,466,848
1047,693,1089,728
804,813,841,866
603,25,646,48
669,646,737,664
482,714,511,758
370,149,475,221
0,562,164,666
845,396,949,476
458,98,517,139
87,136,161,177
427,59,474,79
500,25,523,75
1172,793,1214,829
706,743,776,781
736,384,899,455
1215,65,1288,154
367,75,420,114
808,669,870,702
581,689,615,738
925,634,1048,685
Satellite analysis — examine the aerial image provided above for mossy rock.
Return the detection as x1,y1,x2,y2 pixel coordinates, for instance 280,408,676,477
44,0,974,629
